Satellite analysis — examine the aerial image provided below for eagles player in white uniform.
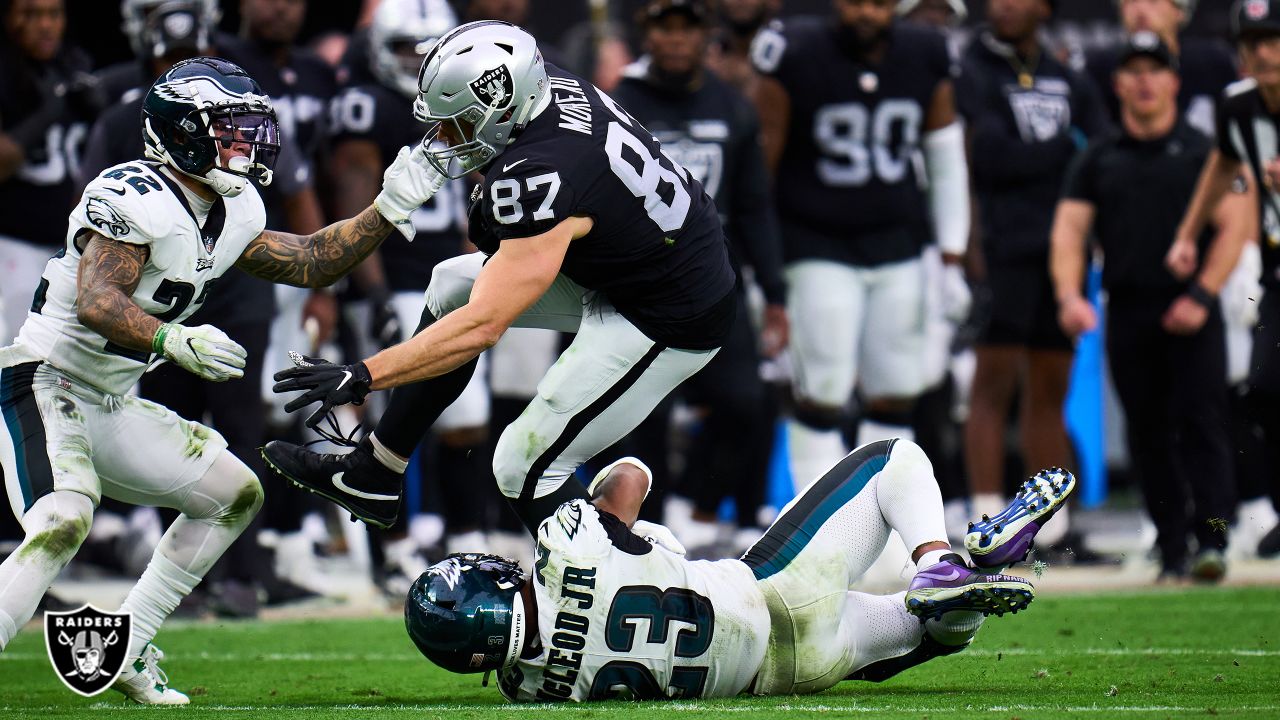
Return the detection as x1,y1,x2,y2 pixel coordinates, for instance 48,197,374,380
406,440,1076,701
0,57,444,703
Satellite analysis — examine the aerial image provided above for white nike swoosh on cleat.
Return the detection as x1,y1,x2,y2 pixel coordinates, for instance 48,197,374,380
502,159,527,172
916,568,963,582
331,472,399,501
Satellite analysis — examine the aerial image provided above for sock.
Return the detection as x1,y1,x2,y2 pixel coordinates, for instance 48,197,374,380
787,421,847,490
119,554,200,660
874,441,948,559
925,610,984,647
857,418,915,447
0,608,16,651
916,548,951,571
369,433,409,473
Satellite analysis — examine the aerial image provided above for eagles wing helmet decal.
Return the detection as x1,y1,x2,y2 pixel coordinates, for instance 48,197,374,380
85,197,131,238
151,74,271,109
469,65,514,108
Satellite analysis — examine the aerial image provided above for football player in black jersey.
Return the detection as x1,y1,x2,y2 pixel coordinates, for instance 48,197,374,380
262,21,739,534
1175,0,1280,559
95,0,219,107
611,0,787,552
749,0,972,505
0,0,104,343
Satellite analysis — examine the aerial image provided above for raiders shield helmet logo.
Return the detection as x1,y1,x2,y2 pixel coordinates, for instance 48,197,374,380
469,65,514,109
44,605,132,697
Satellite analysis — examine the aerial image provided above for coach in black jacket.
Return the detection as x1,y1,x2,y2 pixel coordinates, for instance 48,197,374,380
1051,33,1250,581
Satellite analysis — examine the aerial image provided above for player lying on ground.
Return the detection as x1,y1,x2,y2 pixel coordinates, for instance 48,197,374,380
404,439,1076,701
0,57,444,704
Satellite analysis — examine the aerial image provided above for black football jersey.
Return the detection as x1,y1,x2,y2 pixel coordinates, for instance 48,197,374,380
751,18,953,266
1216,79,1280,288
1085,35,1237,138
329,81,468,293
470,64,736,350
610,67,784,305
220,36,337,165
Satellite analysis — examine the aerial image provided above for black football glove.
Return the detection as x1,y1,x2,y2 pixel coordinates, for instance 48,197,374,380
272,352,373,428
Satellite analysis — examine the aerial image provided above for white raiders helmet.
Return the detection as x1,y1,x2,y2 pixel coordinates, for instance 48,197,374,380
121,0,220,58
369,0,459,98
413,20,551,179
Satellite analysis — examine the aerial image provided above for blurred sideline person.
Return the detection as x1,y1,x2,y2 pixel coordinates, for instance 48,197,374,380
957,0,1106,550
0,56,447,701
706,0,781,96
0,0,103,344
328,0,495,557
1175,1,1280,558
96,0,220,106
404,441,1076,701
750,0,971,506
611,0,787,554
1052,33,1248,581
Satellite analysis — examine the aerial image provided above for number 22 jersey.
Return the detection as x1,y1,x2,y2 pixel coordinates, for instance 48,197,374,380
469,65,737,351
497,500,770,702
10,161,266,395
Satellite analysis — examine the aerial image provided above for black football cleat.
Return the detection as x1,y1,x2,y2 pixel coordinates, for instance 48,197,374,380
261,437,402,529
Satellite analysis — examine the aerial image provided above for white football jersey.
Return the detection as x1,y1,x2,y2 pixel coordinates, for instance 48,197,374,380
497,500,771,702
10,160,265,395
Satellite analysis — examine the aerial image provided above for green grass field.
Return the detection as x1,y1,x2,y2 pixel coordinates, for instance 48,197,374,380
3,586,1277,719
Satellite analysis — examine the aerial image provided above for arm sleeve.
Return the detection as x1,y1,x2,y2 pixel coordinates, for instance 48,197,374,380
728,105,786,304
922,122,970,256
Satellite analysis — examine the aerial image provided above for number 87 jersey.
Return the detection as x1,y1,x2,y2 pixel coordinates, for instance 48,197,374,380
498,500,771,701
471,64,737,352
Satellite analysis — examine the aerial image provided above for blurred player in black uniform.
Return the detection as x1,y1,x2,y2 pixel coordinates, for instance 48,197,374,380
750,0,971,498
0,0,103,342
610,0,787,553
1053,33,1248,581
263,21,738,538
957,0,1106,550
76,2,322,614
1175,1,1280,558
96,0,220,106
328,0,497,557
707,0,780,97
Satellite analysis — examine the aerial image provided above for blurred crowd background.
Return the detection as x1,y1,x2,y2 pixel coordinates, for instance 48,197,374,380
0,0,1277,619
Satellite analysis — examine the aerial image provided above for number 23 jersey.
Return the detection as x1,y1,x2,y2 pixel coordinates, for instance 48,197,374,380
471,65,737,351
752,18,952,266
498,500,770,702
13,161,265,395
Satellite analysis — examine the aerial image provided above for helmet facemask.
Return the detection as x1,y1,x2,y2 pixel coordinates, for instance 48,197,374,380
145,100,280,197
414,101,508,178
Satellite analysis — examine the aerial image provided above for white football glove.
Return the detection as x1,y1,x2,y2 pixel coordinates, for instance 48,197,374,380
155,323,247,382
941,263,972,324
631,520,688,557
375,142,448,241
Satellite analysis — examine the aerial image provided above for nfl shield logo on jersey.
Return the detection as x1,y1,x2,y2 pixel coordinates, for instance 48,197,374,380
469,66,514,108
44,605,132,696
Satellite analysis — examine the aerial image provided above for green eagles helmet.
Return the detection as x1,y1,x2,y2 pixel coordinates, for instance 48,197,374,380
405,553,528,674
142,57,280,197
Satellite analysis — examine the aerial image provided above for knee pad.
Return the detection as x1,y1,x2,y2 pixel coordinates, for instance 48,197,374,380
793,403,847,432
21,491,94,564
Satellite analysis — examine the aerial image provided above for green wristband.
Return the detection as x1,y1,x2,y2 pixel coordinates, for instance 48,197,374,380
152,323,172,355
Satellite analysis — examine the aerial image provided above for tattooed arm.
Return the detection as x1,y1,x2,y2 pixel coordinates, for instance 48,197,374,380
75,233,158,351
235,204,394,288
